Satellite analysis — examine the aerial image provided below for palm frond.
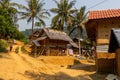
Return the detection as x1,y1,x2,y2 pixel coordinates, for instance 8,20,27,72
68,0,76,9
53,0,60,8
51,15,59,24
50,8,59,13
37,17,45,27
27,17,32,22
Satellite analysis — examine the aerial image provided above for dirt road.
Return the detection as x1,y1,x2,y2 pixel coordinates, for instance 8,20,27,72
0,43,107,80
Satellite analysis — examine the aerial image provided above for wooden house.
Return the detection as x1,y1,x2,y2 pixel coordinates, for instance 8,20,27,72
85,9,120,73
29,30,41,43
109,28,120,76
30,28,78,56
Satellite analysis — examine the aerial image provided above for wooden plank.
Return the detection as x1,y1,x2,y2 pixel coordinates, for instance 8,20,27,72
116,49,120,76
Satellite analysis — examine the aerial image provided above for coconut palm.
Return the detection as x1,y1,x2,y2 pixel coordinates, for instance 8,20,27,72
50,0,76,31
69,6,87,36
69,6,88,54
19,0,50,32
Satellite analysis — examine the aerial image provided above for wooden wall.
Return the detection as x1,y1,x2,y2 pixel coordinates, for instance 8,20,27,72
116,49,120,76
96,52,116,73
38,39,68,56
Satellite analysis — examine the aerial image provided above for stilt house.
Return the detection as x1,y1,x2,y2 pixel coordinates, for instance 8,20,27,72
30,28,78,56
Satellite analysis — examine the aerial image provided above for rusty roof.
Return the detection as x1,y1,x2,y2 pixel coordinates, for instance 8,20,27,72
88,9,120,20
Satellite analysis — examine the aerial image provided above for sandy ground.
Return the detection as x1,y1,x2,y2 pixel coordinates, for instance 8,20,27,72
0,41,110,80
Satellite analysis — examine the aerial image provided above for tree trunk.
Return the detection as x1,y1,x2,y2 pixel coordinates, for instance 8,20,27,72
32,18,34,32
78,27,81,55
61,15,64,30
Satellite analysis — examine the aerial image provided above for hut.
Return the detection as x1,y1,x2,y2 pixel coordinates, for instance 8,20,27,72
108,28,120,76
85,9,120,73
29,30,41,43
30,28,78,56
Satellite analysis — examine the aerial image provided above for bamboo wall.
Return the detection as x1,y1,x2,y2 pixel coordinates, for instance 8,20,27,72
38,39,68,56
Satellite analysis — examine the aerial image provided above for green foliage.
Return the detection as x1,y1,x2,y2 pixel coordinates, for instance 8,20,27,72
69,6,88,39
15,47,19,54
0,39,8,52
0,7,26,41
50,0,76,30
21,46,28,54
19,0,50,31
20,38,29,44
81,38,93,49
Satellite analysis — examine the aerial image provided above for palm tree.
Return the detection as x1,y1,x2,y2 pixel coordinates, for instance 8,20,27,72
69,6,88,55
50,0,76,31
19,0,50,32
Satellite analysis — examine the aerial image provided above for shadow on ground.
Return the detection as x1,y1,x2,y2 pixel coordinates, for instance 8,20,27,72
23,70,93,80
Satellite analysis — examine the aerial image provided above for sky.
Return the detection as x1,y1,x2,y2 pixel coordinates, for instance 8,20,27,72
12,0,120,31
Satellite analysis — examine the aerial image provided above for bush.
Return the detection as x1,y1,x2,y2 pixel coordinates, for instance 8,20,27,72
21,46,27,53
15,47,19,54
20,38,29,44
0,39,8,52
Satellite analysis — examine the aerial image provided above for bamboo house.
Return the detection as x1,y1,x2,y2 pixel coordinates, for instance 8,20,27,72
30,28,78,56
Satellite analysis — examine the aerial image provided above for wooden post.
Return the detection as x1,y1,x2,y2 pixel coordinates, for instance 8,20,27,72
116,49,120,76
34,46,37,58
66,48,69,56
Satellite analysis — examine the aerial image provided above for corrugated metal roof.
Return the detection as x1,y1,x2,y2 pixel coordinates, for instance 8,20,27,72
36,36,47,41
32,40,41,47
69,41,78,48
89,9,120,20
108,28,120,53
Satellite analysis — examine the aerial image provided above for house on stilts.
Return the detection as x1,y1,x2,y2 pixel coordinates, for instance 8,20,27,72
29,28,78,57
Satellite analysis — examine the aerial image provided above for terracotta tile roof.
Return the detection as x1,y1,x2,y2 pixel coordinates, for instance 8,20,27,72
88,9,120,20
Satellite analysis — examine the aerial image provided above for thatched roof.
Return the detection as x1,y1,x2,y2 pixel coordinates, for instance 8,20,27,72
39,28,78,48
43,28,73,42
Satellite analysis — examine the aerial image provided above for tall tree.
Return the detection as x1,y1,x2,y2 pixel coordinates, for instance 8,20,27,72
19,0,50,32
0,7,25,40
0,0,20,27
69,6,88,54
50,0,76,30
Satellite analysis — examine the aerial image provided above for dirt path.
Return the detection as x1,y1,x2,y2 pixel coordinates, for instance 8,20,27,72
0,43,107,80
